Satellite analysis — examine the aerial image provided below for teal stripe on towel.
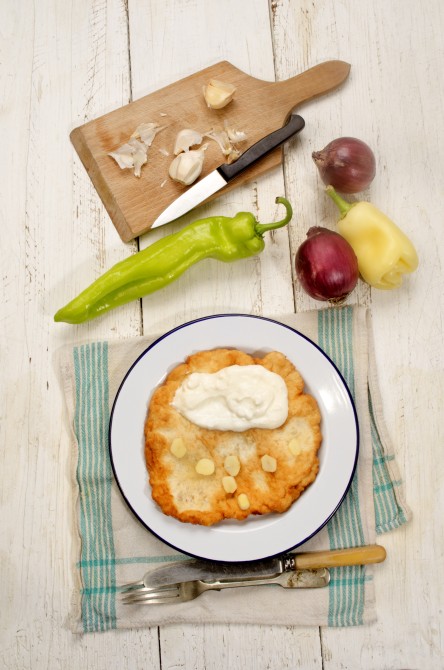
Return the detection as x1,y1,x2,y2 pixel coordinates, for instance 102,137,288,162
318,307,366,627
369,394,407,533
74,342,116,633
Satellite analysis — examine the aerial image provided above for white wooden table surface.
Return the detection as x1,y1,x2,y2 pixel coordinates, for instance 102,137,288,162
1,0,443,668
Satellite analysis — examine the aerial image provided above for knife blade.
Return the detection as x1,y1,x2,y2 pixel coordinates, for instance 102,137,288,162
150,112,305,229
142,545,386,589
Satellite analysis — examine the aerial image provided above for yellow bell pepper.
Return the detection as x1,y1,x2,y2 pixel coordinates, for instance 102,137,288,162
326,186,418,290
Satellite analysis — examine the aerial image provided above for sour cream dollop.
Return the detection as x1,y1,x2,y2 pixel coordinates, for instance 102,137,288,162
171,364,288,432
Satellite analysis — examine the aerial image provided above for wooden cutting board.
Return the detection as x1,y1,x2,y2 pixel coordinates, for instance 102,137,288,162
70,60,350,242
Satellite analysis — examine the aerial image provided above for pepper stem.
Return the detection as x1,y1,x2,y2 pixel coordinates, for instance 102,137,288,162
325,185,353,217
255,197,293,235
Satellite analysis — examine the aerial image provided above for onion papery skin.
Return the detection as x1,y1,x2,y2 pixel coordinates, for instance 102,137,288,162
312,137,376,194
295,227,359,302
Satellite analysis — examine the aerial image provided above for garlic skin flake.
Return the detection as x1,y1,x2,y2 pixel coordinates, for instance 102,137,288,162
204,123,247,164
131,122,163,146
174,129,203,155
108,138,148,177
203,79,236,109
224,121,247,144
169,147,207,186
108,122,164,177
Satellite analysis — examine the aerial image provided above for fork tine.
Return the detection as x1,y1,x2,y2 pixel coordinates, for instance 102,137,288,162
121,586,181,605
118,581,176,595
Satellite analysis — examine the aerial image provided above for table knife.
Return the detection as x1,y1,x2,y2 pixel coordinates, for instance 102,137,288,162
150,112,305,230
142,545,386,589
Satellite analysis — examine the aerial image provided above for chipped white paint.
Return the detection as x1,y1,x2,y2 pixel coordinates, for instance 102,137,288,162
0,0,443,668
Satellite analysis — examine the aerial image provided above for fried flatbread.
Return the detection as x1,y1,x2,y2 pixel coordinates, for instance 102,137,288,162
144,348,322,526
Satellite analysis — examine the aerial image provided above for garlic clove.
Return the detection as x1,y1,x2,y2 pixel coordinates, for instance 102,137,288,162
173,128,203,155
203,79,236,109
168,147,207,186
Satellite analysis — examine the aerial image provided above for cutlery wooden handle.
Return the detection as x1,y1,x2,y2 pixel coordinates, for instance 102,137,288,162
294,545,386,570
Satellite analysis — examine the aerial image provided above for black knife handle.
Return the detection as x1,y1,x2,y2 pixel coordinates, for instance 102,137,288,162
217,112,305,183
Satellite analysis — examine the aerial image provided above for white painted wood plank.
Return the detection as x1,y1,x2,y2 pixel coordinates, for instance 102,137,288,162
0,0,158,667
159,624,323,669
127,0,321,667
271,0,444,667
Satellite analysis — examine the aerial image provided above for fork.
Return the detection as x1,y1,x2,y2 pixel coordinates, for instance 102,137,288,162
120,568,331,605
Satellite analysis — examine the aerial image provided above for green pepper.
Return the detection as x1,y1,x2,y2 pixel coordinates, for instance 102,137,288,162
54,196,293,324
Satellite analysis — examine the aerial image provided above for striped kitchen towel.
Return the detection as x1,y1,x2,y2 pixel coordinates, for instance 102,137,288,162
58,306,410,633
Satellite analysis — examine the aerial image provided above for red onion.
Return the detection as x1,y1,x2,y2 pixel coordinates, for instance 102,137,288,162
312,137,376,193
295,227,359,302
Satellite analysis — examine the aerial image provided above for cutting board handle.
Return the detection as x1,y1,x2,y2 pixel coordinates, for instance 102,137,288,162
270,60,351,115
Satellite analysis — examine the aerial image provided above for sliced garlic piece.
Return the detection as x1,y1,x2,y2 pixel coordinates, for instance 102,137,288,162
170,437,187,458
203,79,236,109
224,455,240,477
195,458,215,476
222,476,237,493
288,438,302,456
237,493,250,510
261,454,277,473
173,129,203,155
168,147,207,186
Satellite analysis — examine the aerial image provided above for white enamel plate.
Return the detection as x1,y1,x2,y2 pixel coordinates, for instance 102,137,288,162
109,314,359,562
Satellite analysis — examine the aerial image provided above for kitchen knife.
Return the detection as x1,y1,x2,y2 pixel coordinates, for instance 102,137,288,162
150,112,305,230
142,545,386,588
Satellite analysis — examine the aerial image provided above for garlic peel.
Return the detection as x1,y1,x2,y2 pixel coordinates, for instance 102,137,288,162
203,79,236,109
130,122,164,145
109,138,148,177
204,124,246,163
204,129,232,156
174,128,203,155
109,122,164,177
224,121,247,144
